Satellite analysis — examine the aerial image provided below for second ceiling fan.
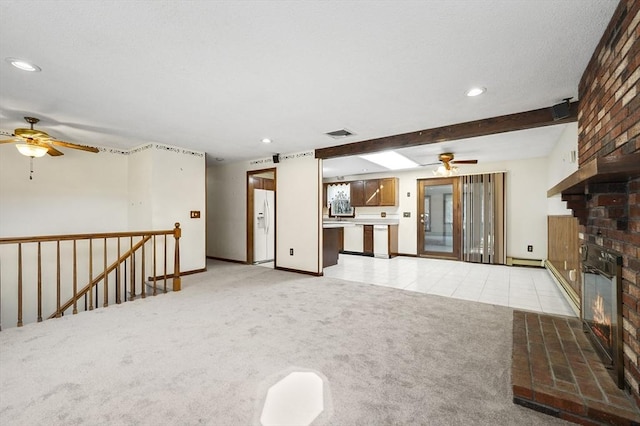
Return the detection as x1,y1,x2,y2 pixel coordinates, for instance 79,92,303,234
422,152,478,170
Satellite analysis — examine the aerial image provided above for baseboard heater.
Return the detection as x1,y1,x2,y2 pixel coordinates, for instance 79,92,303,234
506,257,544,267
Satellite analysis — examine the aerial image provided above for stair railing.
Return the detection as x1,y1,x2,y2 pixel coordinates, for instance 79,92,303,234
0,223,181,330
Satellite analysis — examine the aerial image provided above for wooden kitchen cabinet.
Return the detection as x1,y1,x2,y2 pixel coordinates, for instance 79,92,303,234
364,180,380,206
350,180,365,207
379,177,398,206
328,177,399,207
363,225,374,255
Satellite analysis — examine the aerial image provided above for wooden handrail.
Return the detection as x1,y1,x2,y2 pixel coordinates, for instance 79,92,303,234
0,229,176,245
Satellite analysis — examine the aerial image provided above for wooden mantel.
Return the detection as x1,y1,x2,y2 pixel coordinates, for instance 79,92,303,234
547,153,640,225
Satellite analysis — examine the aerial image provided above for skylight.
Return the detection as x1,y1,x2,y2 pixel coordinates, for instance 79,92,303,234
359,151,418,170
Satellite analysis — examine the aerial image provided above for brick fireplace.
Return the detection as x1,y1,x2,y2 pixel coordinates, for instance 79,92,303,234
554,0,640,405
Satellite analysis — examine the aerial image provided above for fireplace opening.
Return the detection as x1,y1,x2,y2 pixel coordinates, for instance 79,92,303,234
581,243,624,388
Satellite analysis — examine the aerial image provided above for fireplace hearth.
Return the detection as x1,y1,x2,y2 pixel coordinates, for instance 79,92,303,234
581,243,624,388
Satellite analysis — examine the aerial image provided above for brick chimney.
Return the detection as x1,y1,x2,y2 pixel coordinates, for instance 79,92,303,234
575,0,639,404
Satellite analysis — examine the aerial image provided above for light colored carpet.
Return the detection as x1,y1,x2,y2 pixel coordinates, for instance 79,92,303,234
0,260,569,425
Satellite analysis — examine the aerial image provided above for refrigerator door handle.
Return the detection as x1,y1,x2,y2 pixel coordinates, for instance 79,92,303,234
264,198,269,235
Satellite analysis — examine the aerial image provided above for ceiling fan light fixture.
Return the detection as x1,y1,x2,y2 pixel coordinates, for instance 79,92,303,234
433,165,458,177
16,144,48,158
466,87,486,97
6,58,41,72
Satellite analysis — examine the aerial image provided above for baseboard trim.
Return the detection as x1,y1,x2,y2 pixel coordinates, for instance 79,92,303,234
340,251,374,257
506,257,544,268
206,256,248,265
147,267,206,281
275,266,323,277
544,260,580,315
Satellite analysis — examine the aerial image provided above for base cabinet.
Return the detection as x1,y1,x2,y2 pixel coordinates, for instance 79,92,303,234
341,224,398,258
363,225,374,255
323,227,342,268
343,225,364,252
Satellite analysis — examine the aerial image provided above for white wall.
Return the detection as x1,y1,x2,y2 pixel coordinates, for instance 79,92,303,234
150,146,206,272
128,146,153,229
546,122,579,215
275,155,322,272
0,146,129,236
207,152,321,274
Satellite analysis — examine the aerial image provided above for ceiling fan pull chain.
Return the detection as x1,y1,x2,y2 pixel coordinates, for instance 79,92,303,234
29,156,34,180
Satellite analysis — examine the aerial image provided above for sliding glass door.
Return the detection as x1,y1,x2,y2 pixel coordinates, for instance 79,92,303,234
417,178,461,260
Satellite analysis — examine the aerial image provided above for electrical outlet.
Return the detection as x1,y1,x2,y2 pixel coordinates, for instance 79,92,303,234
527,245,533,252
381,212,386,218
406,192,411,197
290,248,294,256
403,212,411,218
190,210,200,219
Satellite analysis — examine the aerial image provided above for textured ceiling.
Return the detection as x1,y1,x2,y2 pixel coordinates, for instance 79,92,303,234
0,0,618,171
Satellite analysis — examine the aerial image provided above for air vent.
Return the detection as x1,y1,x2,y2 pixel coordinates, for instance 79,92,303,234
326,129,354,138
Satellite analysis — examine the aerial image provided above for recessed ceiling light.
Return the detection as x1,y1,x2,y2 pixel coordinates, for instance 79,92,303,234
6,57,41,72
466,87,486,97
359,151,418,170
262,138,272,144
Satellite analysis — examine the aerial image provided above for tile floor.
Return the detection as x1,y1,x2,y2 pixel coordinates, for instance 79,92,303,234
323,254,577,317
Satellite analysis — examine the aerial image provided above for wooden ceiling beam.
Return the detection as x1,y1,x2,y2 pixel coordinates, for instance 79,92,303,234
315,101,579,159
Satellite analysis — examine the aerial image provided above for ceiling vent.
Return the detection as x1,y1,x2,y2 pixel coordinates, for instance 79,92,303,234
326,129,354,138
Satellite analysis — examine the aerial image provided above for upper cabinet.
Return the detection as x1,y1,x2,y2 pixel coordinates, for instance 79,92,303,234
348,177,398,207
379,177,398,206
325,177,399,208
364,180,380,206
350,180,365,207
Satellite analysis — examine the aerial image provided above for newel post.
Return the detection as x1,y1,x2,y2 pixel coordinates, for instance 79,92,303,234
173,222,181,291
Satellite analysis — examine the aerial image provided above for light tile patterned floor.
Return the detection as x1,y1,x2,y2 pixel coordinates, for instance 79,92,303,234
323,254,577,317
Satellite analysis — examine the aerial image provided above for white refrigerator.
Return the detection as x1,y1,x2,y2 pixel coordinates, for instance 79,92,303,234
253,189,275,263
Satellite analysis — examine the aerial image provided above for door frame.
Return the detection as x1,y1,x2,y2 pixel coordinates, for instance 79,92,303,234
246,168,277,265
416,177,462,260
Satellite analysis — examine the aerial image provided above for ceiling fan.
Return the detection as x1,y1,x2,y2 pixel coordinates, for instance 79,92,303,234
0,116,99,157
421,152,478,176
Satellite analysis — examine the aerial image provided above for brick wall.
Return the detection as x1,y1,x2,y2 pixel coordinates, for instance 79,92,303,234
577,0,639,403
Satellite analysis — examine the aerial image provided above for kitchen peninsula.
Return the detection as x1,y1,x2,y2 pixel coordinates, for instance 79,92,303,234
322,219,399,267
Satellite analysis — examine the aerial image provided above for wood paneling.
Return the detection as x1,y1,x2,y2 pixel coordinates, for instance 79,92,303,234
547,215,581,299
315,102,578,159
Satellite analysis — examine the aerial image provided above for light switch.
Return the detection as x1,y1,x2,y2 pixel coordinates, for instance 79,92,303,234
190,210,201,219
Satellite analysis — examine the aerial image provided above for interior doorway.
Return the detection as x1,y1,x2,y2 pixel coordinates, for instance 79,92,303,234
417,177,461,260
247,169,276,267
